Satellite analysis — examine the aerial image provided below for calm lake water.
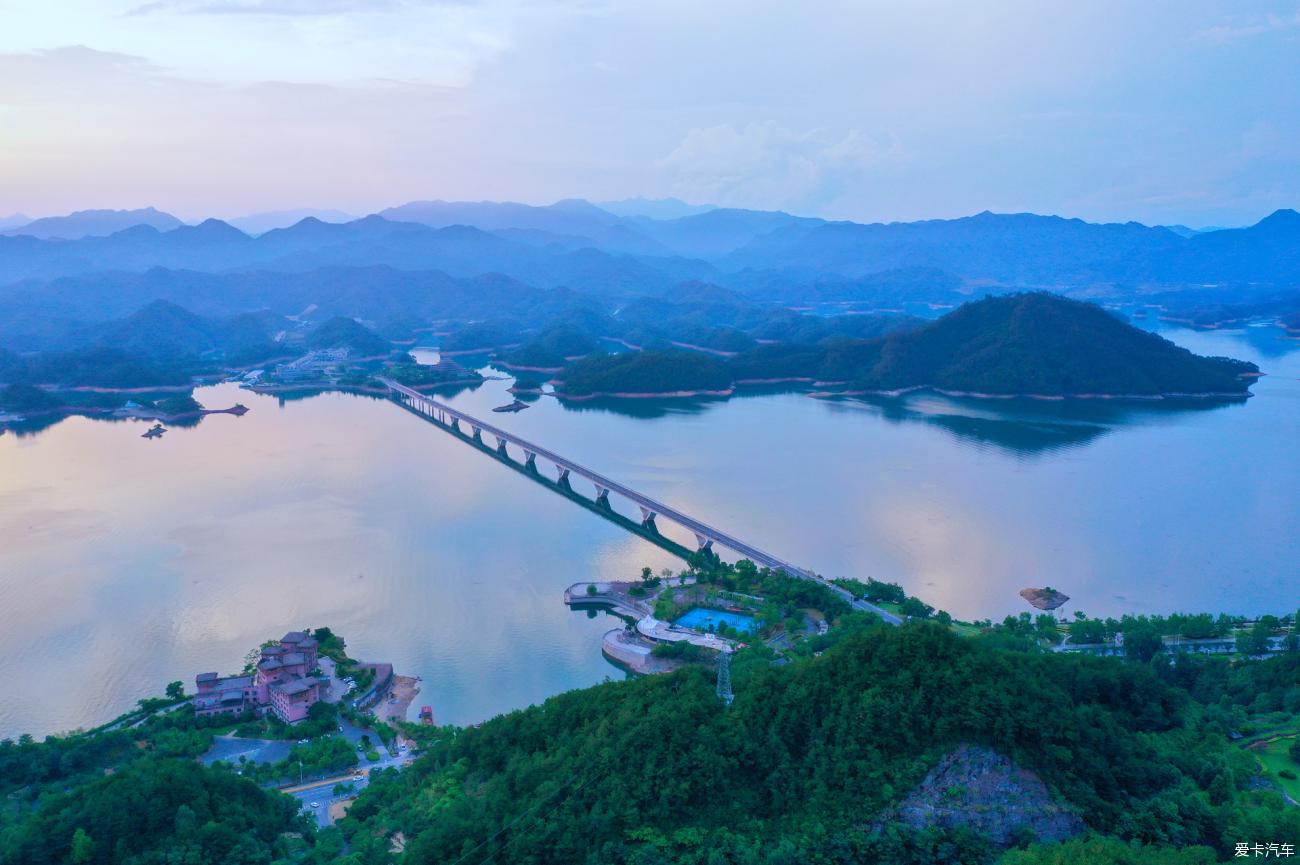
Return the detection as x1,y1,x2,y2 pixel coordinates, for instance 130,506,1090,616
0,320,1297,738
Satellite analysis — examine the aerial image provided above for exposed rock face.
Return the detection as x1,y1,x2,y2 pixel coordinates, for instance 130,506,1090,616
893,744,1085,847
1020,587,1070,610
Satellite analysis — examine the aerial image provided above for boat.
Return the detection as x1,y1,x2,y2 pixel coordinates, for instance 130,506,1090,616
142,423,166,439
492,399,529,413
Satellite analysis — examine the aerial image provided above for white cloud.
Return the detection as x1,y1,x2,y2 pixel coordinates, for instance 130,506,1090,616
660,123,903,216
1191,11,1300,44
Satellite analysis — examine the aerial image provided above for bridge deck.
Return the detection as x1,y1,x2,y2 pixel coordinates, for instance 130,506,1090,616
380,377,901,625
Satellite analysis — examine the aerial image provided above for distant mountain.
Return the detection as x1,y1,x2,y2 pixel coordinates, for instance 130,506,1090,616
227,208,357,236
85,299,283,365
3,207,183,239
597,197,716,220
0,215,714,294
632,207,823,259
306,316,391,356
0,214,30,232
379,198,668,256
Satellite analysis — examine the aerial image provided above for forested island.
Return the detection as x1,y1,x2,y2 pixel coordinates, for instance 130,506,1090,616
550,294,1259,400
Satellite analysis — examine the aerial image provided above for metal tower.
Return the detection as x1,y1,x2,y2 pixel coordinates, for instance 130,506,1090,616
716,649,734,707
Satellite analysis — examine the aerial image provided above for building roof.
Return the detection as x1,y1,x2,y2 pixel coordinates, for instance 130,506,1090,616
281,631,307,643
271,677,320,697
196,672,218,682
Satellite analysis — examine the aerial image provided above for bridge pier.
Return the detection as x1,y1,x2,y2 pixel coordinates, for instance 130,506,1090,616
449,417,461,433
555,465,571,488
523,450,537,471
694,532,714,552
594,484,611,508
639,506,659,532
495,435,510,456
471,425,484,443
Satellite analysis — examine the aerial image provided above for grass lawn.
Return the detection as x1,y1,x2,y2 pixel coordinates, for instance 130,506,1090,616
1249,734,1300,801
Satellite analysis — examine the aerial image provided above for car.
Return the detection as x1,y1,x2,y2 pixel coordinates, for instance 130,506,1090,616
337,725,343,732
297,738,308,744
309,802,320,809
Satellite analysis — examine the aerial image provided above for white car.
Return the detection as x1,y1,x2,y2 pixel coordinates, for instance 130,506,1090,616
309,802,320,809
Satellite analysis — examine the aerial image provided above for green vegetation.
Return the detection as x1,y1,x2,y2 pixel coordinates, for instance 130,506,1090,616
329,623,1298,863
383,361,481,388
0,383,62,413
308,316,391,356
232,736,358,785
555,349,732,397
0,759,304,865
501,323,597,368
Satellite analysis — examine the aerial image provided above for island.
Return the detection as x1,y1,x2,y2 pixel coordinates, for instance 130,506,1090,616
547,294,1260,401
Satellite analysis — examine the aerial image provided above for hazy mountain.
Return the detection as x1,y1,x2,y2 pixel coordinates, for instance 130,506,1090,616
306,315,391,356
379,198,666,255
226,208,357,236
631,207,824,259
596,196,716,220
0,214,30,232
3,207,183,240
0,215,716,294
84,299,284,364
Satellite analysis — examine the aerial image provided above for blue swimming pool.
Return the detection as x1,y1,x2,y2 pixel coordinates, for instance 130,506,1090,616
673,607,759,634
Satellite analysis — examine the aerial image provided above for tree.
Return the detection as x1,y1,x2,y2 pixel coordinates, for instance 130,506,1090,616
69,828,94,865
1289,738,1300,767
165,681,185,701
1236,621,1272,656
1123,625,1164,662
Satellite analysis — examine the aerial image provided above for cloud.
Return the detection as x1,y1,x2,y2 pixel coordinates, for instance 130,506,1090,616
660,123,903,216
124,0,453,15
1192,11,1300,44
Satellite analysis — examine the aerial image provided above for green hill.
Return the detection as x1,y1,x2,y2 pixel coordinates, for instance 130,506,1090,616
334,622,1299,864
727,294,1257,396
307,316,391,356
848,293,1256,396
554,349,732,397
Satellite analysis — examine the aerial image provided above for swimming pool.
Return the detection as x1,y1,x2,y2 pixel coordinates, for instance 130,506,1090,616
673,607,759,634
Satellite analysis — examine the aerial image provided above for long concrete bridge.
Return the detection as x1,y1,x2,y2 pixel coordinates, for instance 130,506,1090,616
380,377,901,626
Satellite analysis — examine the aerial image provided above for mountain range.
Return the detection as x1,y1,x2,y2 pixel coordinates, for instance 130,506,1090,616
3,201,1297,303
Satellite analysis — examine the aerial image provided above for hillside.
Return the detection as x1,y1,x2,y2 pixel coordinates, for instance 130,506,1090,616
554,349,733,397
845,293,1257,396
307,316,391,356
332,622,1300,864
2,207,183,240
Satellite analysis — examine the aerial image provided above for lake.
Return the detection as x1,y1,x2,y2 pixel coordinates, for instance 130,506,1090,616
1,320,1296,738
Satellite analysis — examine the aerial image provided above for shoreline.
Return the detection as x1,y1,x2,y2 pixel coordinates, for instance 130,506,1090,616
555,387,735,401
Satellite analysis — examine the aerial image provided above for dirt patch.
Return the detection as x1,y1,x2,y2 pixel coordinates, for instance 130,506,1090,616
888,744,1085,847
328,799,354,823
374,675,420,725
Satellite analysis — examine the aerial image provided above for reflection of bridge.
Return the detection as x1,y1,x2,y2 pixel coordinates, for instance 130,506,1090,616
381,378,901,625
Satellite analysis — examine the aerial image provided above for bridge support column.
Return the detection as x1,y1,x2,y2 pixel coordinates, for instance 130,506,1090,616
555,466,571,488
594,484,610,508
639,506,659,532
496,435,509,456
471,425,483,442
694,532,714,552
450,417,461,433
524,450,537,471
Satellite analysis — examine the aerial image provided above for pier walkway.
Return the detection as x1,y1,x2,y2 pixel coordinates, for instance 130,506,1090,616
382,378,902,625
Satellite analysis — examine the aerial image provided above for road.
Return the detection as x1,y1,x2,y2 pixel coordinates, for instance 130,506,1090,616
285,742,414,827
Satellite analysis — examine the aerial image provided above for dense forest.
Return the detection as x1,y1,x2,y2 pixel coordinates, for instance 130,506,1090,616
0,619,1295,863
555,349,734,396
326,623,1298,864
549,294,1258,398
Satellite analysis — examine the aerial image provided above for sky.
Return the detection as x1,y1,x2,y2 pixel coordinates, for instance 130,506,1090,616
0,0,1298,226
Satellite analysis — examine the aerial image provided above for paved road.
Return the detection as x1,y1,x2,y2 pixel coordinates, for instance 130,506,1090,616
285,746,414,827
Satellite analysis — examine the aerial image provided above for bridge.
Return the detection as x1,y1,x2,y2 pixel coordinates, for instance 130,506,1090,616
380,377,901,626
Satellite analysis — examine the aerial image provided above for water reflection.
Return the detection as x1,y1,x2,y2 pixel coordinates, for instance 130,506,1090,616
0,321,1296,739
